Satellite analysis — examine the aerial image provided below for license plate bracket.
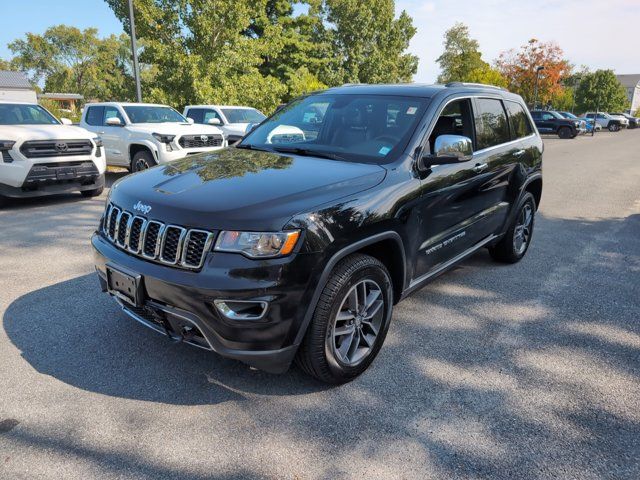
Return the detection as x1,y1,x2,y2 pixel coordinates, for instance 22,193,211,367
56,167,77,180
106,263,144,307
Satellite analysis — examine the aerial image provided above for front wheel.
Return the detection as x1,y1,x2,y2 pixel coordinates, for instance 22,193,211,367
608,123,620,132
296,254,393,384
489,192,536,263
131,150,157,172
558,126,573,139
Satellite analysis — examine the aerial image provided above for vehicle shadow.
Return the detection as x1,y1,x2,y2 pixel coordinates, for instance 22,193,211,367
2,213,639,477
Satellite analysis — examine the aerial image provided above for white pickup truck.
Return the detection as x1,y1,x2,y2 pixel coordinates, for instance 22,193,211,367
0,101,105,206
183,105,266,145
80,103,226,171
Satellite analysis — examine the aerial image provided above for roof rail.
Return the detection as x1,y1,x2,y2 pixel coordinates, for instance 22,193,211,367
445,82,505,90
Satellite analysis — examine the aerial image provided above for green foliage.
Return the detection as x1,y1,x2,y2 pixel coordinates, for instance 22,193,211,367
575,70,629,113
8,25,143,102
465,64,508,88
103,0,416,112
39,98,81,123
436,23,488,83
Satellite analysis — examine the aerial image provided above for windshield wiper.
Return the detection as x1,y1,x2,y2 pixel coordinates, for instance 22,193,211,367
270,145,345,161
234,144,273,153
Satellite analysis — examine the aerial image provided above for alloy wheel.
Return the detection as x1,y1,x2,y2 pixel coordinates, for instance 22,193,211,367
330,279,384,366
513,203,533,255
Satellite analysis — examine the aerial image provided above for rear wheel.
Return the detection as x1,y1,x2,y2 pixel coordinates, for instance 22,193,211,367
296,253,393,384
489,192,536,263
558,126,573,139
131,150,157,172
608,123,620,132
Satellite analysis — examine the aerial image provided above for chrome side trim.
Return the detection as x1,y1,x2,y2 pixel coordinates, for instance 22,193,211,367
407,234,498,292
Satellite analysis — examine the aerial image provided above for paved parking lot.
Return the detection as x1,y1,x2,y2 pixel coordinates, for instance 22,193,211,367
1,131,639,479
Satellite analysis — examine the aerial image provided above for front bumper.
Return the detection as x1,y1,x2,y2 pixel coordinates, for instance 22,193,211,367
92,232,320,373
0,168,105,198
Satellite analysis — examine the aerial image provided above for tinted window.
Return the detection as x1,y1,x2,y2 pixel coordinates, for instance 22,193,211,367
474,98,510,150
505,101,533,139
203,109,222,124
85,106,104,126
122,106,186,123
186,108,204,123
221,108,266,124
429,99,474,153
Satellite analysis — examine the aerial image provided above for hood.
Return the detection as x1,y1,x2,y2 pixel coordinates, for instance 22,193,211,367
0,124,96,143
109,147,386,231
127,122,224,136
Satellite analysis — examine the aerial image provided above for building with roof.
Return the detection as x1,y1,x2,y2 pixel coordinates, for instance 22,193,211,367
0,70,37,103
616,74,640,114
38,93,84,112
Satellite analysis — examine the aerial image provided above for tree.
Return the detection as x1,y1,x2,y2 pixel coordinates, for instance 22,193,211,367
496,39,572,106
8,25,139,101
0,58,14,70
574,70,629,113
465,64,508,88
320,0,418,85
436,23,485,83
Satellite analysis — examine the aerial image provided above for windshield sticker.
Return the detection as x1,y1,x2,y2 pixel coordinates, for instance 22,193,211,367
378,146,391,155
406,106,418,115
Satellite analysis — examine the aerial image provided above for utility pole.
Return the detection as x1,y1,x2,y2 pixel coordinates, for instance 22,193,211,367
128,0,142,102
571,75,581,113
533,65,545,110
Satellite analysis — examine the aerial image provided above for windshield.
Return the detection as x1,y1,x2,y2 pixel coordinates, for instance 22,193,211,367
221,108,266,124
123,105,186,124
0,103,59,125
549,111,564,119
240,94,429,164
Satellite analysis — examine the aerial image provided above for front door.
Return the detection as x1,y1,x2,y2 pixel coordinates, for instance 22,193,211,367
100,106,128,166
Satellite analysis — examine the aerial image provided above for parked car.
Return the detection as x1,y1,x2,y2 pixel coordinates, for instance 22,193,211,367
92,83,543,383
609,112,639,129
183,105,266,144
530,110,583,138
582,112,627,132
556,111,600,133
0,101,105,206
80,102,226,171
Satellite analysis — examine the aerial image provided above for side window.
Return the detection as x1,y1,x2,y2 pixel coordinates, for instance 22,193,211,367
103,106,124,126
428,98,474,153
203,109,222,124
85,106,104,126
186,108,203,123
505,101,533,139
474,98,510,150
542,113,554,121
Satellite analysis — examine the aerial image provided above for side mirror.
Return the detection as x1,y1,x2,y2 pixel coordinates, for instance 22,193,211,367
106,117,122,126
186,117,195,124
245,122,258,134
208,117,222,126
420,135,473,171
60,118,72,125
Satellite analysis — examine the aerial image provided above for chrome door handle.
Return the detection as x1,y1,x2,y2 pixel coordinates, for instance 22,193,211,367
514,149,526,157
473,162,488,173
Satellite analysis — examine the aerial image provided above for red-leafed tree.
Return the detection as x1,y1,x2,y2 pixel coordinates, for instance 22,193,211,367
496,39,572,107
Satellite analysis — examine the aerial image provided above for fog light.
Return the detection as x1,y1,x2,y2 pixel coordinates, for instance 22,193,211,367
213,300,268,320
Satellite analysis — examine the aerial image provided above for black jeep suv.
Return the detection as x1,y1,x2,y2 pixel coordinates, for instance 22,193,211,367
530,110,582,138
93,83,543,383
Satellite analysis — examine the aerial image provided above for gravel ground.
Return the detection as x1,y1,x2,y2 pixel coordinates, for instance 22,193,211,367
1,131,639,479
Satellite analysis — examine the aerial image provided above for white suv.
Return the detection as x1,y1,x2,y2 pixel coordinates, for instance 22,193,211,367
80,103,226,171
0,102,105,206
183,105,266,144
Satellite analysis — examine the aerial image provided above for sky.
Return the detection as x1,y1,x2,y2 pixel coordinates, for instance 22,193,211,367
1,0,638,83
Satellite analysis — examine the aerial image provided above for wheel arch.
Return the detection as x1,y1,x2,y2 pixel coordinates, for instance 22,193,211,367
524,175,543,210
293,231,406,346
129,142,157,164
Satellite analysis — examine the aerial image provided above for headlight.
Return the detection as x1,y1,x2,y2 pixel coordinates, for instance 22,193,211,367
152,133,176,144
93,136,103,148
214,230,301,258
0,140,16,150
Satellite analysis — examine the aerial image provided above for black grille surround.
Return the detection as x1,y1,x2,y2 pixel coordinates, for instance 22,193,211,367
103,203,215,270
20,139,94,158
178,134,224,149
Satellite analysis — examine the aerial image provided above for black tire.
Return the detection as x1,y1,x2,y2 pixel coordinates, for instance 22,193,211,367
608,123,619,132
81,185,104,198
489,192,536,263
131,150,157,172
296,253,393,384
0,195,7,208
558,126,573,139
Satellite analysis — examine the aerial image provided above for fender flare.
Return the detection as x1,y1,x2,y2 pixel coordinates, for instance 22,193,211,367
292,231,406,346
129,140,159,163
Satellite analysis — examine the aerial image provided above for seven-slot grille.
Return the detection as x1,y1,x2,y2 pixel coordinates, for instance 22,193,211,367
20,139,93,158
178,134,224,149
103,203,215,270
